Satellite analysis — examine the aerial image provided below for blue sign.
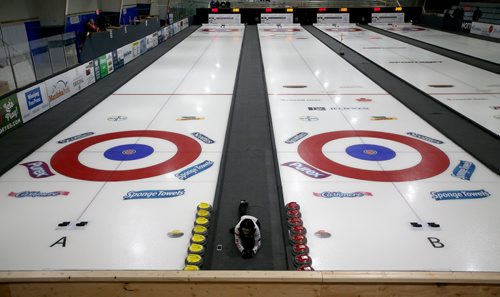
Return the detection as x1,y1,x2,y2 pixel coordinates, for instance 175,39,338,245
25,87,43,110
431,190,490,201
123,189,185,200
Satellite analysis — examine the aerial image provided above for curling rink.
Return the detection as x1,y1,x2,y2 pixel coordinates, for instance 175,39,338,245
315,23,500,136
0,24,244,270
258,23,500,271
1,21,500,273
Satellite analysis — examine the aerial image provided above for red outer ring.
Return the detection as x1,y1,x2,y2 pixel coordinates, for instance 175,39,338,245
298,130,449,182
51,130,201,181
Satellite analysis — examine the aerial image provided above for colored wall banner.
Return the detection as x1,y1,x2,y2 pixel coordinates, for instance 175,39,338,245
146,34,154,50
132,41,141,59
45,71,73,107
261,13,294,24
208,14,242,24
152,32,159,47
121,44,133,65
70,61,96,94
93,58,101,81
112,49,125,70
105,52,114,74
371,13,405,24
140,37,147,54
470,22,500,39
316,13,350,24
16,83,50,122
98,55,109,78
0,93,23,136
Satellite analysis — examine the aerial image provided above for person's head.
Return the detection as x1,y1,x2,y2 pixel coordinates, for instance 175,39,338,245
239,218,255,236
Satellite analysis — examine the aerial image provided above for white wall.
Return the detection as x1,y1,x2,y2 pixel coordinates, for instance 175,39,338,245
122,0,137,8
36,0,66,26
66,0,99,15
98,0,121,12
0,0,37,23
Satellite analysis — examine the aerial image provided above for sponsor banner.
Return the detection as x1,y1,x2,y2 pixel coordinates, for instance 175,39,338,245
471,22,500,39
162,27,170,40
407,132,443,144
45,71,73,107
58,132,94,144
105,52,114,74
452,160,476,181
98,55,109,78
182,18,189,30
72,61,96,93
157,29,164,43
121,44,133,64
175,160,214,180
176,116,205,121
123,189,185,200
93,58,101,81
140,37,147,54
8,191,69,198
21,161,55,178
152,32,159,47
313,191,373,198
16,83,49,123
191,132,215,144
317,13,350,24
371,13,405,24
370,116,398,120
112,49,125,70
282,162,330,179
132,41,141,59
0,94,23,136
261,13,293,24
431,190,490,201
208,14,242,24
285,132,308,144
146,33,154,50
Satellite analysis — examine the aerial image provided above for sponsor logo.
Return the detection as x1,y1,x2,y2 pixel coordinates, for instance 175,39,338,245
356,97,372,102
330,107,369,110
452,160,476,181
431,190,490,201
123,189,185,200
108,116,127,121
192,132,215,144
281,98,321,102
285,132,308,144
407,132,443,144
175,160,214,180
58,132,94,144
299,116,318,121
389,61,443,64
282,162,330,179
308,107,326,111
9,191,69,198
21,161,55,178
489,106,500,110
176,116,205,121
25,87,43,110
446,98,487,101
1,99,19,124
370,116,398,120
48,80,70,101
495,115,500,120
313,191,373,198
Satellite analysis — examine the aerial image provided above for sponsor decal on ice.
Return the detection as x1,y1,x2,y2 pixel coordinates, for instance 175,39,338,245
431,190,490,201
123,189,185,200
21,161,55,178
451,160,476,181
308,107,326,111
299,116,318,121
330,107,369,110
313,191,373,198
356,97,372,102
285,132,308,144
107,116,127,121
489,106,500,110
9,191,69,198
25,87,43,110
407,132,443,144
175,160,214,180
58,132,94,144
282,162,330,179
192,132,215,144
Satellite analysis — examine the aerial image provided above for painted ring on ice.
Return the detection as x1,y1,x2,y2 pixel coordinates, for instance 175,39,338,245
51,130,201,181
298,130,449,182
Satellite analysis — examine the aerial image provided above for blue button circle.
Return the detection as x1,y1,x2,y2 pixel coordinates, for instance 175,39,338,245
345,144,396,161
104,144,154,161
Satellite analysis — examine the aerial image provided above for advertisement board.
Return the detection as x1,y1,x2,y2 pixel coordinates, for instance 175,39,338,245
16,83,50,122
0,93,23,136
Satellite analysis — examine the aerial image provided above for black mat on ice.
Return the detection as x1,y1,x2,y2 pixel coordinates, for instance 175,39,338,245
305,25,500,175
0,26,199,176
204,25,289,270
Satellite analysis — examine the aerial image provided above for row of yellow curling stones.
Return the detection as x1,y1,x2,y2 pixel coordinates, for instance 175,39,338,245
184,202,213,270
286,202,314,270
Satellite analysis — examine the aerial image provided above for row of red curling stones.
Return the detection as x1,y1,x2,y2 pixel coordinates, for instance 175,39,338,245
286,202,314,271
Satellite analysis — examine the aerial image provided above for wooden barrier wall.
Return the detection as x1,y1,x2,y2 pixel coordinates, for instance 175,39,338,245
1,271,500,297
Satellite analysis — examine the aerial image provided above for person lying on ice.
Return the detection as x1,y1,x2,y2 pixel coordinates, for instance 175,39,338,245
231,200,261,258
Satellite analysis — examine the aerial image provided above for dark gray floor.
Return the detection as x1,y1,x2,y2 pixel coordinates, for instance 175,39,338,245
0,26,199,176
204,25,289,270
305,25,500,175
362,24,500,74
